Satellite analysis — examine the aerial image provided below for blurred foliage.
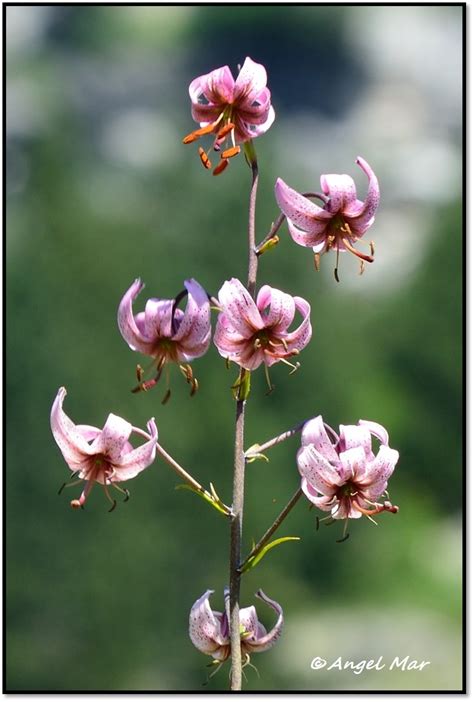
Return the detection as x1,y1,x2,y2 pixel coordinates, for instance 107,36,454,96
6,4,463,692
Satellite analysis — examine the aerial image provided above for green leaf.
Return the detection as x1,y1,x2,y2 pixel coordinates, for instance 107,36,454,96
175,484,230,517
240,536,300,573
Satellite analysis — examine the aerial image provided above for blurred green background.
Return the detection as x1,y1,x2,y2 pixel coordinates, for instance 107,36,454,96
6,5,463,692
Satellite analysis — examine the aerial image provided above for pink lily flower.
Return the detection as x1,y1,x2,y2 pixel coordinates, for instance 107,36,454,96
117,278,211,399
51,387,158,510
297,416,399,533
275,157,380,279
214,278,311,374
183,56,275,175
189,588,283,668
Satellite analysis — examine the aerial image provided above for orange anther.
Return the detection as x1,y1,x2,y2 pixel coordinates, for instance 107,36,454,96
213,159,229,176
198,147,212,170
183,123,218,144
221,145,240,159
217,122,235,139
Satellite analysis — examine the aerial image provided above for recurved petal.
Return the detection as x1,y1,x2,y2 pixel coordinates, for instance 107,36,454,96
345,157,380,228
301,478,335,511
297,444,344,495
358,419,389,446
359,445,399,494
244,590,284,653
190,103,222,124
301,416,339,463
213,315,246,353
173,279,211,351
283,296,312,352
234,57,269,103
142,298,174,339
338,446,367,482
275,178,333,232
320,173,357,215
178,329,212,362
239,605,260,639
256,285,295,332
113,418,158,481
51,387,96,466
189,590,228,655
234,105,276,142
218,278,263,336
189,65,235,106
75,425,102,442
89,413,133,463
339,423,373,456
287,218,328,248
236,88,272,122
118,278,154,354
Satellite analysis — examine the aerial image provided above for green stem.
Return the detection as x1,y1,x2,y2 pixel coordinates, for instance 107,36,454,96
229,149,259,691
239,487,303,573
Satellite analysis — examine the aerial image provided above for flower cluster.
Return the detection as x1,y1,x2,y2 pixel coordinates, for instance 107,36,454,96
117,277,312,394
49,53,398,687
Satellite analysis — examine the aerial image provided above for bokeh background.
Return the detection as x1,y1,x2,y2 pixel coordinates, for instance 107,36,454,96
6,4,463,692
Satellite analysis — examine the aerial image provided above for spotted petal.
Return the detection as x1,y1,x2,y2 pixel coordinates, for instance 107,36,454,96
118,278,155,355
113,418,158,481
338,446,367,482
189,590,228,656
320,173,357,215
89,413,133,463
359,445,399,498
297,444,344,495
359,419,389,446
301,416,339,463
256,285,295,332
218,278,263,336
172,279,211,355
301,478,335,511
339,423,373,457
283,296,312,352
189,66,235,106
275,178,332,232
345,156,380,230
244,590,284,653
234,57,269,103
239,605,261,640
50,387,96,467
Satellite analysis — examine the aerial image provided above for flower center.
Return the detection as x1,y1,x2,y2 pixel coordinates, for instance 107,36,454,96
154,338,179,363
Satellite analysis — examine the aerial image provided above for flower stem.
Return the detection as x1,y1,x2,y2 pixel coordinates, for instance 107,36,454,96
229,398,245,690
229,151,259,691
245,419,307,459
155,442,207,494
246,158,259,297
239,487,303,573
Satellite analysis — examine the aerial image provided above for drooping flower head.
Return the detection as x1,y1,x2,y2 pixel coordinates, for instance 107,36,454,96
51,387,158,510
118,278,211,401
275,157,380,280
189,588,283,673
183,57,275,175
214,278,311,387
297,416,399,538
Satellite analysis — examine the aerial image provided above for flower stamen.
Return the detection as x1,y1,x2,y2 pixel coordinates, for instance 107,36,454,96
342,237,375,263
198,146,212,170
